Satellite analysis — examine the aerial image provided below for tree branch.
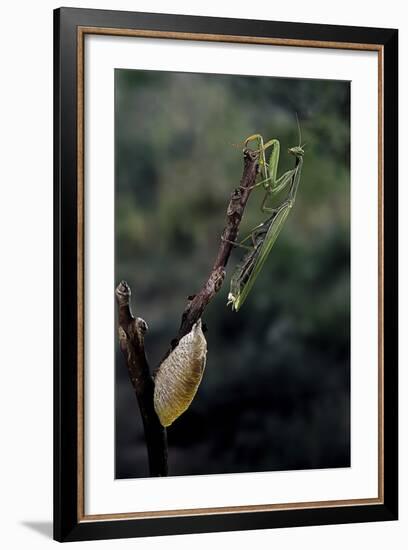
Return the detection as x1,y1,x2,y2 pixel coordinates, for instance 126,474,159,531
115,147,259,476
115,281,168,476
177,147,259,340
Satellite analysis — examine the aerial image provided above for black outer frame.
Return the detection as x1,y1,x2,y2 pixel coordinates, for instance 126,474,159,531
54,7,398,543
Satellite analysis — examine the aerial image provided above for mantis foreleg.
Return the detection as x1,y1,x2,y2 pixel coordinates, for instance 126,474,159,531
245,136,296,212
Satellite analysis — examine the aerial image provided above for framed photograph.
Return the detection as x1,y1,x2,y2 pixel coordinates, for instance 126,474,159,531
54,7,398,542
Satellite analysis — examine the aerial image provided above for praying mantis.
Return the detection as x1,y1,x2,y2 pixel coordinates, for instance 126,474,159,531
227,120,305,311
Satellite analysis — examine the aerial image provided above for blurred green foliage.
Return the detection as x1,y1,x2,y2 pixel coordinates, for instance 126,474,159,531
115,69,350,478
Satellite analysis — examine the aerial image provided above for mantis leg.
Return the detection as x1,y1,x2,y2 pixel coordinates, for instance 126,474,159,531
241,222,269,248
222,220,268,250
258,169,296,212
262,156,303,212
262,138,280,185
257,169,296,194
239,179,265,192
245,134,269,181
221,237,253,251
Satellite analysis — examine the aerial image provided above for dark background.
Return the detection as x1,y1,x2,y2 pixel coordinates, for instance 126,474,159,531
115,69,350,479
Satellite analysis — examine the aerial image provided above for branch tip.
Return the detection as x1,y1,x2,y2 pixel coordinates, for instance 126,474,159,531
116,280,132,307
135,317,149,335
116,280,131,296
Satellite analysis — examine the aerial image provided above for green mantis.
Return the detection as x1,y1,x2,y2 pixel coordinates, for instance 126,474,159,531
227,121,305,311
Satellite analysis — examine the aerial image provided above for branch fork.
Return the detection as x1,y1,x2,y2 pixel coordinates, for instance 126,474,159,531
116,147,259,476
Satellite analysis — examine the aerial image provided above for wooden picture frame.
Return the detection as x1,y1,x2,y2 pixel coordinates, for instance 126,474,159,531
54,7,398,542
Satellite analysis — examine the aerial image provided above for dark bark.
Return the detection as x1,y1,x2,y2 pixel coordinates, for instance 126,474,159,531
115,281,168,477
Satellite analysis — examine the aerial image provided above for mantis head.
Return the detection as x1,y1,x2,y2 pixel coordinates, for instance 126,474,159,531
288,113,305,158
288,144,305,158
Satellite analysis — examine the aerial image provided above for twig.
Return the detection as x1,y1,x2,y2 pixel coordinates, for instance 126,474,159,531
115,281,168,476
